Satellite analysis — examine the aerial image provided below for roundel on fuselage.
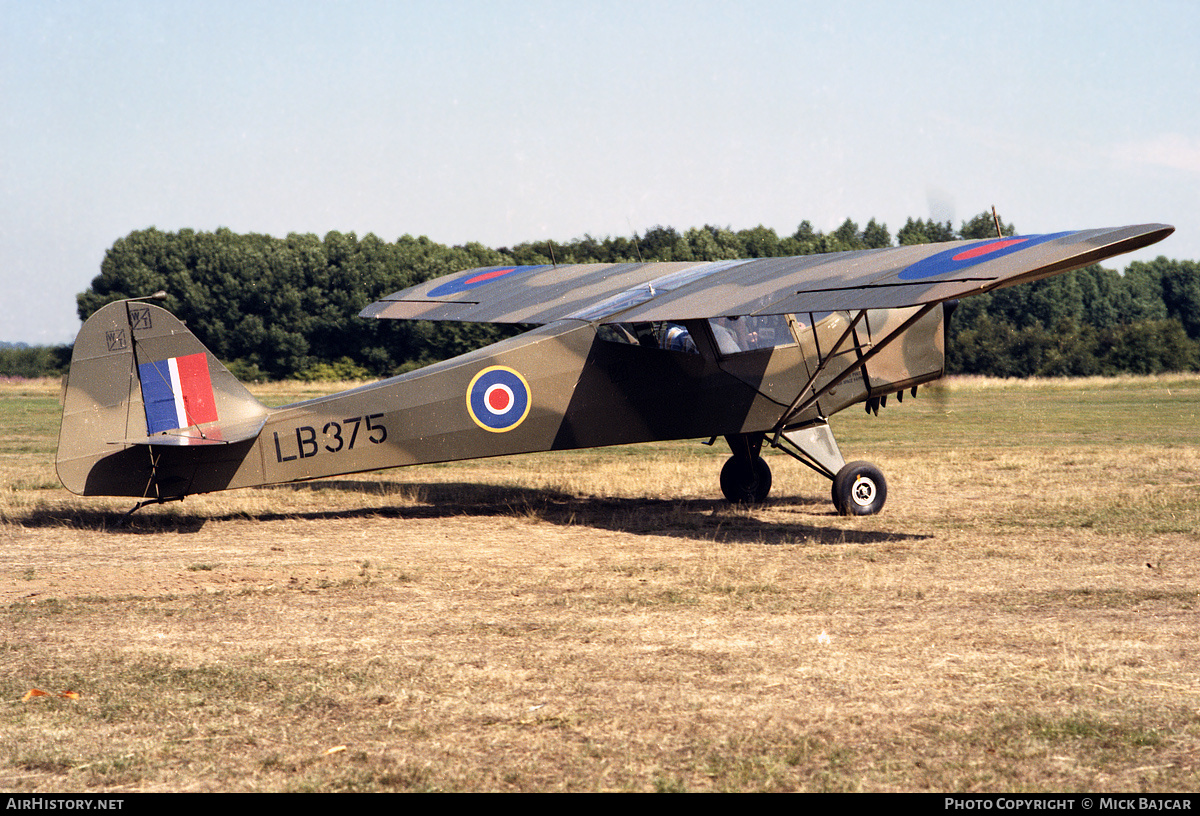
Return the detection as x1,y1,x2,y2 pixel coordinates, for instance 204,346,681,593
466,366,532,432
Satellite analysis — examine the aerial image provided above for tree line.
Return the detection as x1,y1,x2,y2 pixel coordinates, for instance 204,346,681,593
6,213,1196,380
0,342,72,379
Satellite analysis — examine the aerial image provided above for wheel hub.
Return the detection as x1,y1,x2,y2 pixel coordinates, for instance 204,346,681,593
851,476,876,507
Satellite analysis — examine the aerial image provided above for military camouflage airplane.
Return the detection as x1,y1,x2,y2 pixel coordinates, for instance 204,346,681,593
57,223,1172,517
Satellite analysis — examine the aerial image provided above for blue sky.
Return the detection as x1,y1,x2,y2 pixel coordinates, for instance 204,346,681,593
3,0,1197,343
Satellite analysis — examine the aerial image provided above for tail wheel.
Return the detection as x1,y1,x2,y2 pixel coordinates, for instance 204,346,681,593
832,461,887,516
720,455,772,504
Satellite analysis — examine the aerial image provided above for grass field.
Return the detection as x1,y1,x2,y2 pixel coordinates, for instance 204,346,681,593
1,375,1198,792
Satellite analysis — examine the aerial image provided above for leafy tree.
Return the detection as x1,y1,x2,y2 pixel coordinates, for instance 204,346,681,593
897,218,955,245
684,226,741,261
1100,319,1199,374
959,211,1015,240
0,344,72,378
1158,259,1200,339
862,218,891,249
828,219,864,252
736,225,782,258
638,226,691,261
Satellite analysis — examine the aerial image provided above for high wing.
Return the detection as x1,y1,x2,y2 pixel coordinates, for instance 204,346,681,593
360,224,1173,324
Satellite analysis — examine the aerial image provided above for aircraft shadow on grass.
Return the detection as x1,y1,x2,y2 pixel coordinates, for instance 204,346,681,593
307,479,934,546
34,479,931,546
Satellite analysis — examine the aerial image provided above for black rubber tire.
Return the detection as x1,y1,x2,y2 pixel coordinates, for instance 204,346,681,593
720,455,772,504
831,460,887,516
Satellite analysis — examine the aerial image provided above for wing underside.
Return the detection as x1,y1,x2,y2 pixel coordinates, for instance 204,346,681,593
360,224,1173,325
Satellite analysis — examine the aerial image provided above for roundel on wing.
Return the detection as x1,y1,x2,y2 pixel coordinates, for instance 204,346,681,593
897,231,1074,281
467,366,532,432
428,265,542,297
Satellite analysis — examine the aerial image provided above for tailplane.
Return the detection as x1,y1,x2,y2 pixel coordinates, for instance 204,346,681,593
57,300,268,497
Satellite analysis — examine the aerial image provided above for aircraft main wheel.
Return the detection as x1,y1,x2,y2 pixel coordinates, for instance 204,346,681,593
720,455,772,503
832,461,887,516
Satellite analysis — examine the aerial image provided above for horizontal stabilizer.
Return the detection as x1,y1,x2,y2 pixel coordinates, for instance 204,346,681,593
122,416,267,447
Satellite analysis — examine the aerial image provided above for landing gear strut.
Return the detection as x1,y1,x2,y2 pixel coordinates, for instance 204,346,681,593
720,433,772,503
717,423,888,515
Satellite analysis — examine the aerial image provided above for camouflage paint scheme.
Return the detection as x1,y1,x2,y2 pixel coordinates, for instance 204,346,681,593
56,224,1173,515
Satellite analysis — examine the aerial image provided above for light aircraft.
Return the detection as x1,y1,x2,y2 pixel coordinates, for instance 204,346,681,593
57,223,1173,517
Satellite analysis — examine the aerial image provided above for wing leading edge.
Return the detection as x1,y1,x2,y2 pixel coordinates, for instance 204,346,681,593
360,224,1174,325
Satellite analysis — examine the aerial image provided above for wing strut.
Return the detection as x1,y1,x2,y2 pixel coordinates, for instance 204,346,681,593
770,309,867,432
771,302,940,436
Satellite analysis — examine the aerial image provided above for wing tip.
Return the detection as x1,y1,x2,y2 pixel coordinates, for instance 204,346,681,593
1101,223,1175,255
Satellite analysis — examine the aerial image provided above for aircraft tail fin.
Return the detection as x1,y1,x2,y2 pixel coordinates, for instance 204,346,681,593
57,300,269,497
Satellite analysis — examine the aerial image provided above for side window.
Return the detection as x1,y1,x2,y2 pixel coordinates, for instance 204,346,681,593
596,322,640,345
657,322,698,354
597,322,700,354
708,315,797,355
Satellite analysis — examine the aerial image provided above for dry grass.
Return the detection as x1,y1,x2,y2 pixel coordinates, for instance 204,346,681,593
1,376,1198,791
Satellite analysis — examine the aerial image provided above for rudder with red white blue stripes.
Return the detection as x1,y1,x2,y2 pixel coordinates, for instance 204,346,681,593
138,352,219,433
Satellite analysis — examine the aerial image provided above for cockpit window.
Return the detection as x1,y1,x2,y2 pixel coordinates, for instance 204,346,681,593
708,315,796,355
596,322,640,345
598,317,795,357
597,321,700,354
658,323,697,353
